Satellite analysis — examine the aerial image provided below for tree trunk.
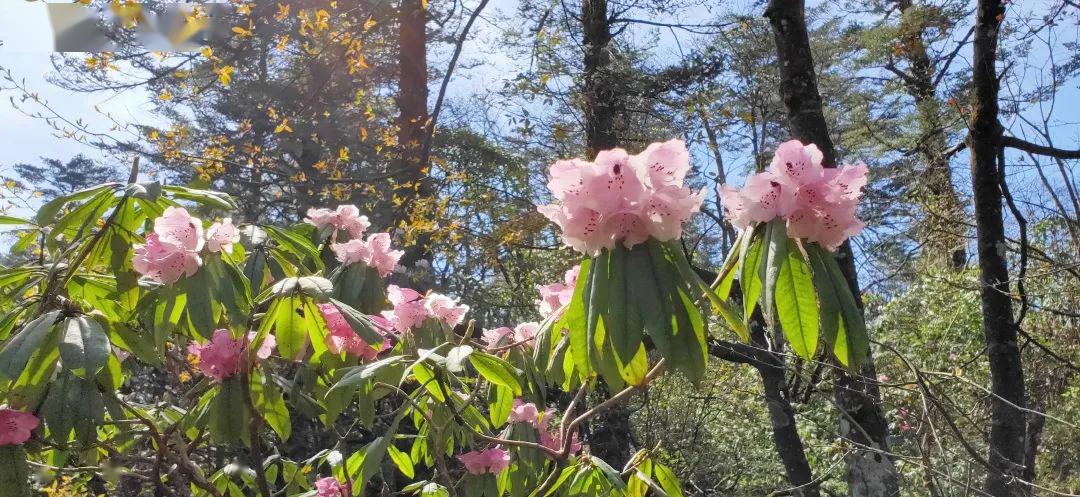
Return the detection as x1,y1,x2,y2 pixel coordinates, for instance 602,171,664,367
764,2,901,496
968,1,1028,495
582,0,617,153
579,0,633,470
894,0,968,269
396,0,434,287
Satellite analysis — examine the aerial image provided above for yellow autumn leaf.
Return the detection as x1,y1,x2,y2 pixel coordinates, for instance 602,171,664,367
338,147,350,161
216,65,234,86
274,118,292,134
232,25,252,37
158,90,173,101
363,17,377,31
360,127,368,141
275,3,290,21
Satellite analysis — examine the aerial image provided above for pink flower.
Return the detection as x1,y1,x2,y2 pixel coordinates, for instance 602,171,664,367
481,327,513,349
305,205,370,238
508,399,540,426
154,207,204,252
631,139,691,189
331,238,371,265
205,218,240,254
332,233,403,278
133,233,203,284
458,447,511,475
363,233,403,277
0,408,39,446
314,477,350,497
536,264,581,317
249,331,276,360
537,140,704,255
720,140,867,251
424,293,469,328
513,322,540,348
319,303,387,360
187,329,250,382
768,140,825,186
380,285,430,333
539,410,581,455
133,207,207,284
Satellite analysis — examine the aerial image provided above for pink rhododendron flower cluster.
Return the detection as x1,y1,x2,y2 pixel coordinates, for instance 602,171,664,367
331,232,403,278
507,399,540,424
719,140,868,250
318,303,391,360
503,400,582,455
457,447,511,475
187,329,275,382
0,408,39,446
314,477,350,497
537,140,705,255
481,322,539,350
133,207,205,284
205,218,240,254
305,205,370,238
379,285,470,333
539,409,581,454
536,264,581,317
134,209,249,283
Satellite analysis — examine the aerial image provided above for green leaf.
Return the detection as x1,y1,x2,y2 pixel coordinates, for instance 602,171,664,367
0,215,31,226
0,446,32,497
806,246,840,359
36,184,118,226
182,268,216,339
586,251,610,371
161,185,237,210
0,311,59,380
59,316,111,378
264,225,323,270
251,372,291,441
627,245,672,359
775,241,819,361
652,462,684,497
469,352,522,395
606,246,637,365
807,245,868,369
328,298,385,345
386,444,415,478
759,219,789,328
209,376,249,446
565,258,593,379
272,296,306,360
297,275,334,299
446,345,473,373
739,233,764,323
591,456,628,491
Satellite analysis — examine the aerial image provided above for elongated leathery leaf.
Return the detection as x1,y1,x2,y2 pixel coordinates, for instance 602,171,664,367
0,311,60,380
606,246,637,365
807,244,868,369
775,240,819,361
565,258,593,379
759,219,789,330
739,231,764,324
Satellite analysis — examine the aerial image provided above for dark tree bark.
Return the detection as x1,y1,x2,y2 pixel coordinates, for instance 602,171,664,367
582,0,618,153
579,0,634,470
764,2,901,496
968,1,1028,495
396,0,434,286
